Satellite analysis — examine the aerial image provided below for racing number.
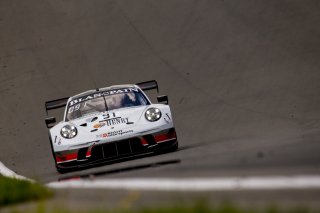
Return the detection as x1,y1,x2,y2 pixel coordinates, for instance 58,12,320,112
68,104,81,113
103,112,116,119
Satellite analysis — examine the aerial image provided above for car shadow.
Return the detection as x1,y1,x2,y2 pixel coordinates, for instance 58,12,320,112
58,158,181,181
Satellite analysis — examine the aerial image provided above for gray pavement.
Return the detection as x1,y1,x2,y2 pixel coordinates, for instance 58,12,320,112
1,0,320,186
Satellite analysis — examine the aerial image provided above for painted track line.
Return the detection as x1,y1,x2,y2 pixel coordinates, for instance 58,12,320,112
2,160,320,191
0,161,30,180
47,176,320,191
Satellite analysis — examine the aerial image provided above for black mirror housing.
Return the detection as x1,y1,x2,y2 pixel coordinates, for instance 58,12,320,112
45,117,56,128
157,95,168,105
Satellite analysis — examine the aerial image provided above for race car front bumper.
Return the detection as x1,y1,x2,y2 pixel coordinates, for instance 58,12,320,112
54,128,177,170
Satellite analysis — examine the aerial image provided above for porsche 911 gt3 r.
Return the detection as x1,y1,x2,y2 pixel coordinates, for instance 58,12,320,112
45,80,178,173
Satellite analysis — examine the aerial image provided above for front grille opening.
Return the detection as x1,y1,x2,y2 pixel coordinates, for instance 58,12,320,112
77,147,88,161
131,138,145,152
102,143,117,158
91,145,103,160
144,134,156,145
90,137,147,161
117,140,131,155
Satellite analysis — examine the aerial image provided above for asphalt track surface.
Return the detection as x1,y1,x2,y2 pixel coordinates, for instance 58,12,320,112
1,0,320,185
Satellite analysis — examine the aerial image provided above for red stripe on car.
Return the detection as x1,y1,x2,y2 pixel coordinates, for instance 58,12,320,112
56,153,78,163
140,137,149,145
154,130,177,143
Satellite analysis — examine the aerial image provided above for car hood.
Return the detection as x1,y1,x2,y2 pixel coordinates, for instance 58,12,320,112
69,105,148,132
50,104,174,151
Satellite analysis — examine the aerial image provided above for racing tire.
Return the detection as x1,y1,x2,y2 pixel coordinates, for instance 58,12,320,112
167,141,179,152
56,166,70,174
155,141,178,154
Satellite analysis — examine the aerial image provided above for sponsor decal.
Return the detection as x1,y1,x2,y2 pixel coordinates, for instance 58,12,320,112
100,117,129,126
93,112,131,129
166,113,171,120
96,133,108,138
93,117,130,128
69,87,139,106
164,113,172,123
54,136,62,145
96,130,133,138
93,123,106,128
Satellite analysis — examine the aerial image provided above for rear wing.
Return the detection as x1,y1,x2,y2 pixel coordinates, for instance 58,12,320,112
136,80,168,104
45,97,69,115
136,80,159,93
45,97,69,128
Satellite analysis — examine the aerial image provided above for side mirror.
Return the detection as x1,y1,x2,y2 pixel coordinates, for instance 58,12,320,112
157,95,168,105
45,117,56,128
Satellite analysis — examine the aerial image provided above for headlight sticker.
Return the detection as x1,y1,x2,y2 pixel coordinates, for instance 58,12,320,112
145,107,162,122
60,124,77,139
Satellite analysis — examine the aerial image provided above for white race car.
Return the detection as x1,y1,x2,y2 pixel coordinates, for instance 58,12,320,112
45,81,178,173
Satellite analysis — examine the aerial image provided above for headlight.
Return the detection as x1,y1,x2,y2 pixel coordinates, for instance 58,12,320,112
145,108,162,122
60,125,77,139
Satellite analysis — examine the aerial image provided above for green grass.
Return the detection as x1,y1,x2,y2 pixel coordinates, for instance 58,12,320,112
0,176,318,213
10,201,319,213
119,203,315,213
0,175,52,207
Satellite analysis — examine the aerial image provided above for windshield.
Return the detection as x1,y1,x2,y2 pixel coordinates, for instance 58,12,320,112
66,88,149,121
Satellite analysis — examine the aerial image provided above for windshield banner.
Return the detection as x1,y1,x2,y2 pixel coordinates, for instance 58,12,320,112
69,87,139,106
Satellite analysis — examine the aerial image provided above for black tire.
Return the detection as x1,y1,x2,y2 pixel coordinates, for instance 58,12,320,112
167,141,178,152
56,165,70,174
155,141,178,154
